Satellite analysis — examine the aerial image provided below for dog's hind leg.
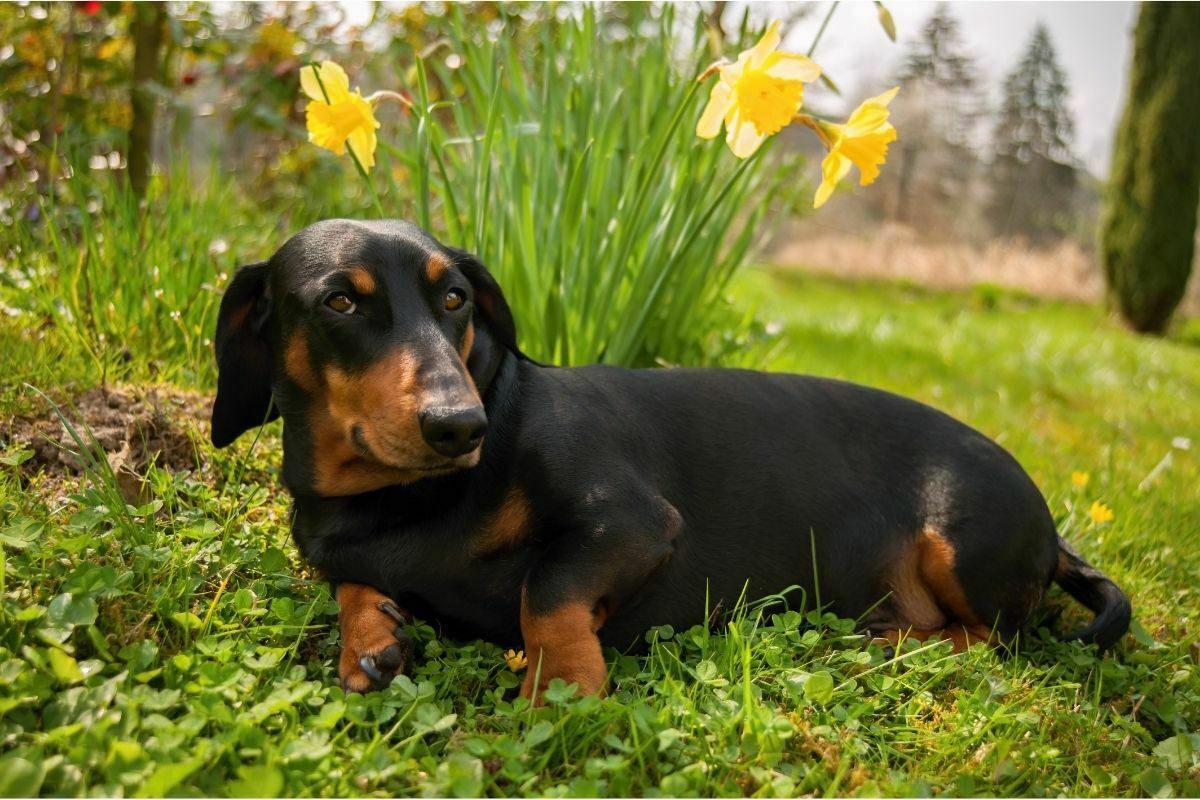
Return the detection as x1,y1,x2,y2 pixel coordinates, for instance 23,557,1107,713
868,525,1015,654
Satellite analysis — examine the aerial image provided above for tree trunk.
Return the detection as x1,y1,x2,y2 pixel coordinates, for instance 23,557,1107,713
1100,3,1200,334
128,3,167,197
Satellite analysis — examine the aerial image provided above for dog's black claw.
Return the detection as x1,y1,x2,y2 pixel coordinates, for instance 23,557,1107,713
393,626,413,647
359,655,385,684
375,643,406,671
378,601,408,625
881,646,896,660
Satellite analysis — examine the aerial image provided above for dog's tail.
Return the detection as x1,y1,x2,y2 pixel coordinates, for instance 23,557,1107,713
1053,534,1131,651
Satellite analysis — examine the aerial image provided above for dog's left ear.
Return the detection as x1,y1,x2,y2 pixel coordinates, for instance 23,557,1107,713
211,260,279,447
449,248,520,356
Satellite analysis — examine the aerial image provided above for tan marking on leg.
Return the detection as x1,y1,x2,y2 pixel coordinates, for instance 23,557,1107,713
520,588,607,702
877,526,997,651
346,266,376,294
917,525,979,625
876,624,995,653
425,251,451,282
471,485,531,557
337,583,411,692
885,536,947,630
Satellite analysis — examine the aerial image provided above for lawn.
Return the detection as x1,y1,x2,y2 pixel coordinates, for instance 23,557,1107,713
1,264,1198,797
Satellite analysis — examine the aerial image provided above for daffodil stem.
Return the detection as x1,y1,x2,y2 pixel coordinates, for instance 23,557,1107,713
311,62,389,220
794,114,833,149
808,1,840,58
367,90,413,110
696,58,731,83
347,148,388,220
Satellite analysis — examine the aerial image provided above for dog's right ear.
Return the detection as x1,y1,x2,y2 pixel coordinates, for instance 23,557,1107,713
211,260,279,447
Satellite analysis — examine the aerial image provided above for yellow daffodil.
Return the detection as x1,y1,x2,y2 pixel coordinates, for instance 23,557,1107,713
1088,501,1115,526
697,21,822,159
813,87,900,208
300,61,381,172
1071,471,1090,488
504,649,527,672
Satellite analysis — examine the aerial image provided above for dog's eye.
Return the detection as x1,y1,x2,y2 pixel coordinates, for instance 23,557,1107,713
444,288,466,312
325,293,357,315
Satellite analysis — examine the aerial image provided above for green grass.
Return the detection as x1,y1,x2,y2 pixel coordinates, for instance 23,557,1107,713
1,267,1198,797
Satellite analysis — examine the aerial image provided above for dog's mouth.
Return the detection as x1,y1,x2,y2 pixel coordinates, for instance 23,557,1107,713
349,424,479,474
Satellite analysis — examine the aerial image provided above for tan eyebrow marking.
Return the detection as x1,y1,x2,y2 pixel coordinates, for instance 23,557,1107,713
425,251,450,283
346,267,376,294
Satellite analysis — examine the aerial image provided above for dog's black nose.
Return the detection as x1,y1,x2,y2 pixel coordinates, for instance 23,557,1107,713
419,406,487,458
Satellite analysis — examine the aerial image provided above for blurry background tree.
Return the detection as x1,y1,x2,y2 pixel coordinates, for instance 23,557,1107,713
987,23,1080,244
1100,2,1200,335
882,4,984,235
128,3,166,196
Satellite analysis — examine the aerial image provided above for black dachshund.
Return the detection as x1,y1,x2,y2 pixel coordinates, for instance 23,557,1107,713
211,219,1130,696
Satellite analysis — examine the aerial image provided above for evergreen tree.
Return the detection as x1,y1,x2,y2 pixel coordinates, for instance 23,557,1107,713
1100,3,1200,334
988,23,1078,242
896,4,979,147
883,4,984,231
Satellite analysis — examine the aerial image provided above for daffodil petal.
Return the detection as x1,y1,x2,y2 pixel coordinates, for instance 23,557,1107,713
727,113,767,159
697,82,733,139
299,65,323,102
843,88,899,137
814,151,853,207
813,180,834,209
866,86,900,108
307,60,351,103
844,107,892,138
347,126,377,171
305,102,346,154
763,52,822,83
745,20,782,69
841,128,897,185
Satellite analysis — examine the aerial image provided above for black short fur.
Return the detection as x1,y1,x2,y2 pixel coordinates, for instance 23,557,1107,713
211,219,1131,656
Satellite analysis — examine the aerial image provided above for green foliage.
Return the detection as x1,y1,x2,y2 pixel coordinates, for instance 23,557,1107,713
1100,2,1200,335
0,2,131,165
2,270,1199,796
381,4,803,366
4,6,797,385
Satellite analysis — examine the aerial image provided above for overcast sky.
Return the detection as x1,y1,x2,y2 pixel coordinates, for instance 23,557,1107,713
780,1,1138,177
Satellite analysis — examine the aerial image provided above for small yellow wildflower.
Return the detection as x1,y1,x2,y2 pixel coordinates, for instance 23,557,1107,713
1071,471,1090,488
1088,501,1115,526
813,87,900,208
504,649,527,672
697,21,822,159
300,61,381,172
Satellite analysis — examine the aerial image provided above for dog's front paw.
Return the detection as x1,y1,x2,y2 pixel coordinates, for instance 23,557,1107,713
337,587,413,693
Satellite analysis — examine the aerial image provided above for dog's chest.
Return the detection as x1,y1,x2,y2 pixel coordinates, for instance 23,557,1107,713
360,514,531,642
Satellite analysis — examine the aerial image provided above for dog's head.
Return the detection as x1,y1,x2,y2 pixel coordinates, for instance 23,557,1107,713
210,219,518,497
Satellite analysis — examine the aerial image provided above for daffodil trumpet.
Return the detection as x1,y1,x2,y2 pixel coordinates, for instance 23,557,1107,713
811,86,900,209
696,21,823,159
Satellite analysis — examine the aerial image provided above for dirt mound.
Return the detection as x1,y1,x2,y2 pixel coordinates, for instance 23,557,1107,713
1,385,211,498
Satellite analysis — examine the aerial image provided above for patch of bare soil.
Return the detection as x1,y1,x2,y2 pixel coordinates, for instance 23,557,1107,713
0,385,211,501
